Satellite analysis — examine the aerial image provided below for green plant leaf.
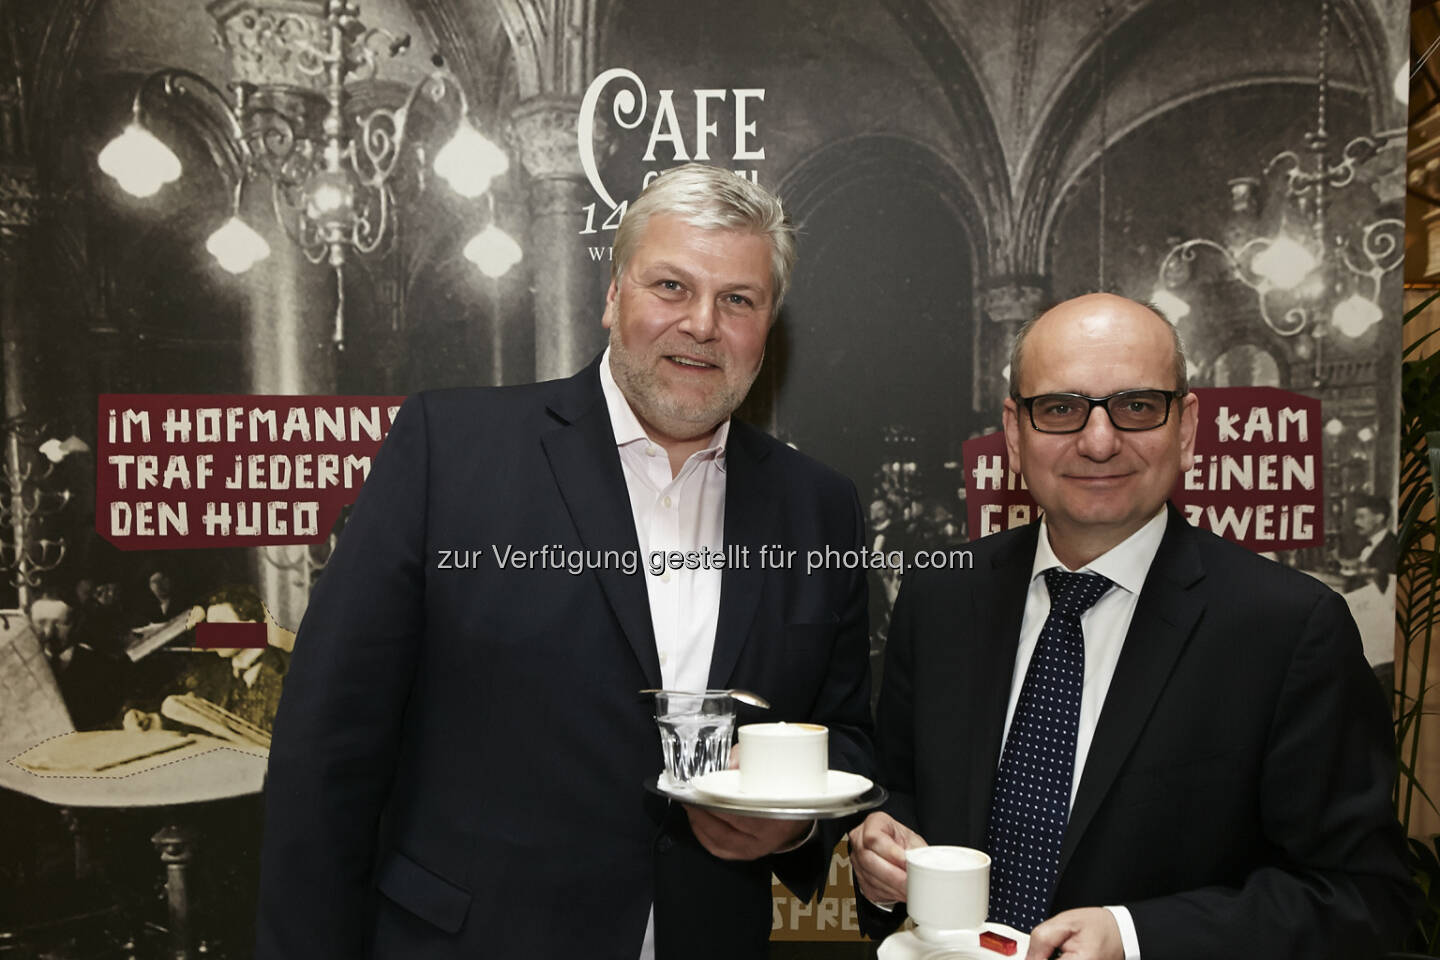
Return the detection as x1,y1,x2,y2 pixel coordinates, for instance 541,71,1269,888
1404,290,1440,322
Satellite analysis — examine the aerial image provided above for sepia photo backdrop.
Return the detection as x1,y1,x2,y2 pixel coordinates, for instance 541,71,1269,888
0,0,1410,955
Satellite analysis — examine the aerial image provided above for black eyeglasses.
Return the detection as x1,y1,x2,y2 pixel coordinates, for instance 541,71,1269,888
1016,389,1184,434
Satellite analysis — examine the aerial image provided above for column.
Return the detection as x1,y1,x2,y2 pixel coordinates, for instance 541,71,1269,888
242,234,335,632
210,0,339,630
511,97,606,382
0,162,43,609
976,280,1046,408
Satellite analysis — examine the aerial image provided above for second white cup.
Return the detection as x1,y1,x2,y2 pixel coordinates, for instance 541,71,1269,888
737,721,828,797
905,845,990,934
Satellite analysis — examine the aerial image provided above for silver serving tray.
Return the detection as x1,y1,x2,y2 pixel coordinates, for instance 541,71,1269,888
644,774,888,820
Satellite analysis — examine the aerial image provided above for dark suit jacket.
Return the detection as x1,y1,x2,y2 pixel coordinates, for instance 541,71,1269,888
1347,530,1398,594
256,358,873,960
860,505,1415,959
52,642,128,730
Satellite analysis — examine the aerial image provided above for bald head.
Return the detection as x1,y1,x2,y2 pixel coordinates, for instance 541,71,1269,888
1000,292,1199,568
1009,294,1187,400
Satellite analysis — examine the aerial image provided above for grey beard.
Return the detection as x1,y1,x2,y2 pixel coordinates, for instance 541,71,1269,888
607,329,757,440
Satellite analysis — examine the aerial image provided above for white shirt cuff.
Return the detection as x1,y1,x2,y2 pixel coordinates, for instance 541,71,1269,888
1104,905,1141,960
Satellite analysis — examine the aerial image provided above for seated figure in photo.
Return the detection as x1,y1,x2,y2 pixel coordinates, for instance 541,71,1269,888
27,591,128,731
121,583,291,741
1341,494,1398,595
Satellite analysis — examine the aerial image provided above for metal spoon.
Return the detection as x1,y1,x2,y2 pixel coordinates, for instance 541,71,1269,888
724,688,772,710
639,688,772,710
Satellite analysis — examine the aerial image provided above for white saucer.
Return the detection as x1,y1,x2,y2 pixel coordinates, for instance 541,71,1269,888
656,771,696,794
877,924,1028,959
688,769,873,807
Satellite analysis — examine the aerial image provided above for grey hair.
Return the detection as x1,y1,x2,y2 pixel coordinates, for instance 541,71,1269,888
612,163,797,315
1008,297,1189,399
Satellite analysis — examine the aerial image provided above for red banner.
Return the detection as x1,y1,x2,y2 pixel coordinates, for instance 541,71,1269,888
96,394,405,549
963,387,1323,552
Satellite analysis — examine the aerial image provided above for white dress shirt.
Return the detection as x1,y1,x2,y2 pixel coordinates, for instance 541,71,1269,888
600,349,728,692
1357,526,1387,564
600,350,729,960
1005,507,1168,960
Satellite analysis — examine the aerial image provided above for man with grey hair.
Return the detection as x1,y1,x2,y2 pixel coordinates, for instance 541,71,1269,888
258,163,873,960
849,293,1413,959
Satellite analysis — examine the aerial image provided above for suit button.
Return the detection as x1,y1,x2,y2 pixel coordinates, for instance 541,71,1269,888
656,835,674,853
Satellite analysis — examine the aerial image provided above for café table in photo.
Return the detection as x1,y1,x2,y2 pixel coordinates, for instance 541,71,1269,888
0,731,268,959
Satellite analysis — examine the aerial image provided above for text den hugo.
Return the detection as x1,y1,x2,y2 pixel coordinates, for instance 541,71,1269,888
106,452,372,538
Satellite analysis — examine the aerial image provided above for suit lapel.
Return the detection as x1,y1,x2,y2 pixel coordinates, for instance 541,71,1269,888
708,422,777,689
540,362,662,688
1058,507,1206,874
965,525,1040,840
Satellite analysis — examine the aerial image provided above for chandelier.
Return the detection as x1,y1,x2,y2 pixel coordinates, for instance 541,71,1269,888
2,419,82,608
1152,0,1403,365
97,0,522,347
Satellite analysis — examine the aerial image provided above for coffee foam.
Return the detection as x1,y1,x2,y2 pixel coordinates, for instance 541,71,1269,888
743,721,826,735
908,846,989,870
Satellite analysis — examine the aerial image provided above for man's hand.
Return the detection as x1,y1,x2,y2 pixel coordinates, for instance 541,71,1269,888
1025,907,1123,960
122,709,164,732
684,807,811,860
847,811,927,905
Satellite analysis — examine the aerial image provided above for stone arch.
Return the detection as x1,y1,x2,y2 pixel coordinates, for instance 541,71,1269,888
781,133,987,275
757,132,983,491
1013,0,1399,280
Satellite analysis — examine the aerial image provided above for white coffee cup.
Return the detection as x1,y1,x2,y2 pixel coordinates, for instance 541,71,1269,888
905,845,990,935
737,721,828,797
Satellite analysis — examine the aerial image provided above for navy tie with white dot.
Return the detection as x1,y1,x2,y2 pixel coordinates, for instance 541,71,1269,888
984,568,1113,932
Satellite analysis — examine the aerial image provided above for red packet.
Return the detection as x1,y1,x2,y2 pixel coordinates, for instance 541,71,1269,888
979,930,1018,955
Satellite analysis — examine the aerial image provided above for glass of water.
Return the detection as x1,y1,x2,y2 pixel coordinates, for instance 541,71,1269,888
652,690,736,788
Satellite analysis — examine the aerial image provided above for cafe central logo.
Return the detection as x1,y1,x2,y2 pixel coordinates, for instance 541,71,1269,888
577,67,767,245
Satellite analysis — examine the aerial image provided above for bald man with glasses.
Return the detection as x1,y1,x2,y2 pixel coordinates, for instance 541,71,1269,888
849,294,1415,960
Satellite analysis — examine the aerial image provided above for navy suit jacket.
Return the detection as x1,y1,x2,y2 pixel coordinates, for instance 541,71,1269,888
256,358,873,959
861,506,1415,958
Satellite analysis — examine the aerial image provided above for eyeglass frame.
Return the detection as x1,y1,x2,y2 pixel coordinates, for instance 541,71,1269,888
1013,389,1187,434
